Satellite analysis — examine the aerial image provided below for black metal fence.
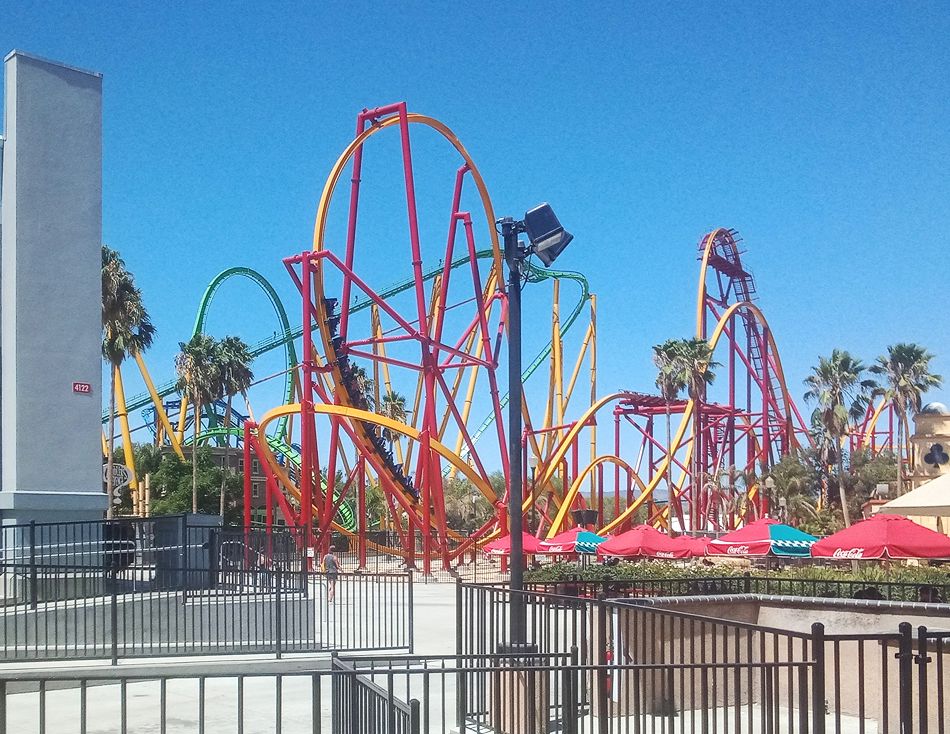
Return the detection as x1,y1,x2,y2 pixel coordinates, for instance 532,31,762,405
0,516,412,663
460,581,950,733
517,573,950,603
0,652,825,734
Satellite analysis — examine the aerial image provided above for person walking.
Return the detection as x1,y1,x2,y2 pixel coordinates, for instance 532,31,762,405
322,545,340,603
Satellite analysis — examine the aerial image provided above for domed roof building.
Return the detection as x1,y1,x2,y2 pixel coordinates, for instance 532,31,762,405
909,401,950,490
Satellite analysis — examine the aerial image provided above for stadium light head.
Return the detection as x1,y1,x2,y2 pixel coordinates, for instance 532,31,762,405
523,203,573,267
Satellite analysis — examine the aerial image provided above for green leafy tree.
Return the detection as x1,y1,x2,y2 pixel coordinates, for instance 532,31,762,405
869,343,942,495
102,246,156,518
767,453,821,525
443,476,494,533
215,336,255,518
175,334,222,513
803,349,876,526
149,448,244,522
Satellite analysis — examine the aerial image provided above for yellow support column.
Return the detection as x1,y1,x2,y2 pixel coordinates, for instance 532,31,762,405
134,351,184,459
114,365,139,491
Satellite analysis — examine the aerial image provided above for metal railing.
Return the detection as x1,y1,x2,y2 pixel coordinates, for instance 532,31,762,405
0,565,412,663
461,581,950,733
516,573,950,603
0,652,821,734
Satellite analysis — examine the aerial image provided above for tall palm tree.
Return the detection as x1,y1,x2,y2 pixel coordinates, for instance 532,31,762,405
102,247,156,518
803,349,876,526
870,343,942,495
653,340,687,505
378,390,409,450
216,336,255,518
175,334,221,513
676,338,720,530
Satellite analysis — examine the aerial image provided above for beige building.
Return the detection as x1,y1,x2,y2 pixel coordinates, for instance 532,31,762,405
908,401,950,490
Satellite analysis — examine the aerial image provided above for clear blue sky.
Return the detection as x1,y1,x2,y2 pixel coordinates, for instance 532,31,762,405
3,2,949,429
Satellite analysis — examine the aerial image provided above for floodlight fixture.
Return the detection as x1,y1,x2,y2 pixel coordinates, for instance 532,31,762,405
523,203,574,267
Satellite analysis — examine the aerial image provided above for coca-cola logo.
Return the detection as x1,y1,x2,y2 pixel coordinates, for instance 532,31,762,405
832,548,865,559
655,551,675,558
727,545,750,555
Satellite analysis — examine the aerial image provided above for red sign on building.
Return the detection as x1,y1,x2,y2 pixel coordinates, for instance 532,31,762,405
72,382,92,394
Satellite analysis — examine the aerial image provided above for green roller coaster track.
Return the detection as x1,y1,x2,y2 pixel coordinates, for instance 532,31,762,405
108,251,590,473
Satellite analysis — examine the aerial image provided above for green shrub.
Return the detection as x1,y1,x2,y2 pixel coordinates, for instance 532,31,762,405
523,559,950,601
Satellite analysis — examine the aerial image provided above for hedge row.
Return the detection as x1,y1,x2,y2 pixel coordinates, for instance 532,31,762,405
523,560,950,589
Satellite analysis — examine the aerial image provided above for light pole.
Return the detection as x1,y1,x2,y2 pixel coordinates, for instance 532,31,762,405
499,204,573,647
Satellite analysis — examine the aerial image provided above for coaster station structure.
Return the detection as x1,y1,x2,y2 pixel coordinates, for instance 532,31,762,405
102,104,904,567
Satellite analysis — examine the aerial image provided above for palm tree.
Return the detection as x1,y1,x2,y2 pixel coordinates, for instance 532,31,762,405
676,338,720,530
870,343,942,495
378,390,409,450
175,334,221,513
653,340,688,503
102,247,156,518
349,364,376,410
803,349,876,526
216,336,255,518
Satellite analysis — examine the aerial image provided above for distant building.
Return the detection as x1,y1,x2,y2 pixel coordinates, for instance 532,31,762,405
908,402,950,490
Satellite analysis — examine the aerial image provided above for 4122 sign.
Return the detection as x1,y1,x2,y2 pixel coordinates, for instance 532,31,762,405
72,382,92,394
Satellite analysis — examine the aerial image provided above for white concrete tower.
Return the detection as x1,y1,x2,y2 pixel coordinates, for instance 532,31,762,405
0,51,106,527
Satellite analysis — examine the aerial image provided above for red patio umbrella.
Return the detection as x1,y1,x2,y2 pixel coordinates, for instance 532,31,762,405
482,532,541,556
811,513,950,560
597,525,692,559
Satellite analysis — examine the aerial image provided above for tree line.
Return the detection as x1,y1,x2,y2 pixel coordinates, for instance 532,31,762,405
652,336,942,530
103,247,254,519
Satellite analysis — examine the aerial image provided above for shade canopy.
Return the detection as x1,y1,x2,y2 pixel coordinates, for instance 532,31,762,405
482,532,541,556
538,527,606,554
597,525,702,559
811,513,950,560
707,518,816,557
878,474,950,517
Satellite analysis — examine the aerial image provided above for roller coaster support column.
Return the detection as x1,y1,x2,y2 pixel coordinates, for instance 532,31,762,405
243,422,255,529
299,253,316,560
357,457,367,570
501,217,527,646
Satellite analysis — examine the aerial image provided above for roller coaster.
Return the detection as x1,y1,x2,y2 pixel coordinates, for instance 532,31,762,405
104,102,899,571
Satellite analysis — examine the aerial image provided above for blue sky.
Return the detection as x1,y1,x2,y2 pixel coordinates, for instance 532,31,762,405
3,2,949,436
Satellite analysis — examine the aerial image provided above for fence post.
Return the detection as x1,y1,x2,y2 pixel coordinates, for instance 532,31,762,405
275,567,283,659
408,698,421,734
596,600,609,734
408,572,414,653
811,622,825,734
28,521,37,609
456,580,463,655
180,514,188,603
561,646,579,734
743,571,751,595
898,621,913,734
110,571,119,665
917,626,930,734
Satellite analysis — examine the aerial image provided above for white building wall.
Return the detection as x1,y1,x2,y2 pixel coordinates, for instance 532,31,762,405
0,51,106,524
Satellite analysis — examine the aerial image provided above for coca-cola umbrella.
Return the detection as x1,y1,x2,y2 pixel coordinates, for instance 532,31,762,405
811,513,950,560
538,527,607,555
707,518,816,557
597,525,693,559
482,532,541,556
